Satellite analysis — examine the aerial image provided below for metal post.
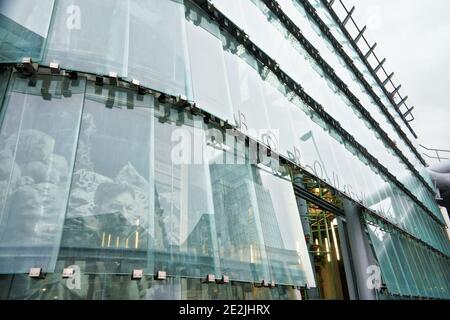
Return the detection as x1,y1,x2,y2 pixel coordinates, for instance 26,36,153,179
336,217,358,300
354,26,367,44
364,43,377,59
373,58,386,73
382,72,394,86
343,199,377,300
390,84,402,98
342,6,355,26
396,96,408,109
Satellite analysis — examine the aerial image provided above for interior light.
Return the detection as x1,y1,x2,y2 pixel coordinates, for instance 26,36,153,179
325,238,331,262
330,219,341,261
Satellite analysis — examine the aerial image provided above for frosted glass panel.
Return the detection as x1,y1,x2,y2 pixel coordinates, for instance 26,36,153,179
127,0,192,99
221,34,271,142
185,2,235,125
208,149,270,283
60,83,154,274
256,169,316,287
152,106,220,277
0,74,85,273
44,0,128,76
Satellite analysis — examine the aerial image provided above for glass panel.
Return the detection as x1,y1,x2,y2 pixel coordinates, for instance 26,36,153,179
210,0,247,31
185,2,235,125
0,0,54,62
0,271,302,300
127,0,192,99
0,73,85,273
208,142,270,283
255,167,315,287
221,33,271,142
366,225,400,294
44,0,128,76
152,105,220,278
60,83,154,275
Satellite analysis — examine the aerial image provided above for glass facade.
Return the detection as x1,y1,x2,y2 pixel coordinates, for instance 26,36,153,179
0,0,448,300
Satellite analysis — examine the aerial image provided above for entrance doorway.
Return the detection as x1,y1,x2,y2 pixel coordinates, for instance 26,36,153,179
293,175,353,299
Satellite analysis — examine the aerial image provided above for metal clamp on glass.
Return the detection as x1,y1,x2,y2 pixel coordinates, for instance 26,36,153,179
216,275,229,284
202,274,215,284
131,269,144,280
15,57,38,76
49,62,61,75
108,72,119,86
131,79,146,95
28,267,44,279
154,271,167,281
62,268,75,279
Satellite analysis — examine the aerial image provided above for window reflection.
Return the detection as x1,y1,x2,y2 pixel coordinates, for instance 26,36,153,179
0,74,84,273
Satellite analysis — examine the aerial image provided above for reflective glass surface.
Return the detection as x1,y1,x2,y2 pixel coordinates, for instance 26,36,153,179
185,2,235,125
366,216,450,298
127,0,192,98
60,83,154,275
44,0,128,76
0,0,448,300
0,0,54,62
0,74,85,273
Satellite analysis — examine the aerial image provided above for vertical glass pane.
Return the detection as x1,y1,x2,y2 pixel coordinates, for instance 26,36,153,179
185,2,235,125
127,0,192,99
366,225,400,294
221,32,272,143
255,167,315,287
44,0,128,76
60,83,153,274
152,106,220,278
0,0,54,62
208,146,270,283
0,74,85,273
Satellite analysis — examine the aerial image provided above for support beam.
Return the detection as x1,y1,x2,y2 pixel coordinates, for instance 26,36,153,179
373,58,386,73
343,200,377,300
396,96,408,109
390,84,402,97
354,26,367,44
403,106,415,122
336,217,358,300
364,43,377,59
382,72,394,86
342,6,355,26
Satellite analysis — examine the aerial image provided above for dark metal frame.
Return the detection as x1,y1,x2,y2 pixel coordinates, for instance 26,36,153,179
420,145,450,162
296,0,425,168
318,0,418,136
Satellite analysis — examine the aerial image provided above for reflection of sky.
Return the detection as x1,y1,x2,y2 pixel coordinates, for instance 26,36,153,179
0,0,54,37
85,102,152,179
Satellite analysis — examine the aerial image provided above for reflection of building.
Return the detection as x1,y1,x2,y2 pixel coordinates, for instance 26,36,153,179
0,0,449,300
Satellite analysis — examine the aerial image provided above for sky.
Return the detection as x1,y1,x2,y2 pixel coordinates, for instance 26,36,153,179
344,0,450,161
